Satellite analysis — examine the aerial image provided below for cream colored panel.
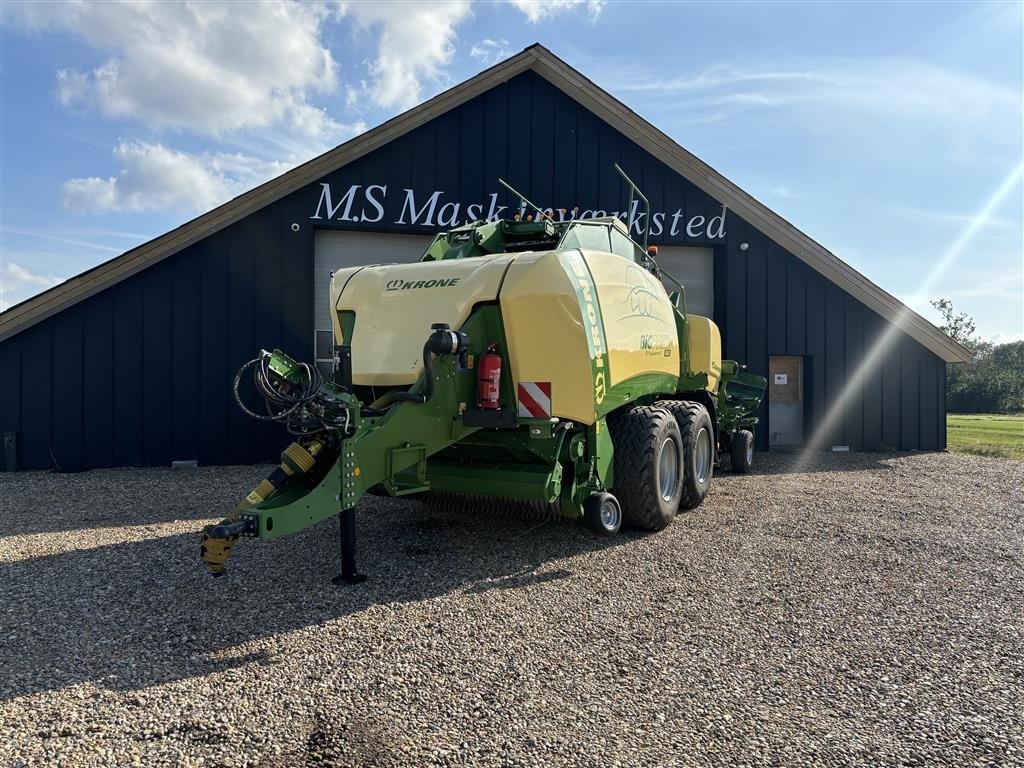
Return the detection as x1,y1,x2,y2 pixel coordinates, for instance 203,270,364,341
686,314,722,393
314,230,432,333
580,250,680,387
499,251,599,425
335,255,514,386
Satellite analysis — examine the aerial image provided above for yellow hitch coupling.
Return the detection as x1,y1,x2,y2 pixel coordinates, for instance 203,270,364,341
200,439,324,576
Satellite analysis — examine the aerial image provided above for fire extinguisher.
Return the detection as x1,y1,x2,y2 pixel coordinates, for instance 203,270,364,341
477,343,502,410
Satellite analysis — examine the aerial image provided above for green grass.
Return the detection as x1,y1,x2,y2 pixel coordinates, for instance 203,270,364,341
947,413,1024,460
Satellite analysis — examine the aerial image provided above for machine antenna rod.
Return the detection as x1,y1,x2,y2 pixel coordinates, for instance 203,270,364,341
614,163,651,251
498,178,553,221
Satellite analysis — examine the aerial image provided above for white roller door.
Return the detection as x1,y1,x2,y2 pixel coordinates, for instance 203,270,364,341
655,246,714,318
313,230,432,368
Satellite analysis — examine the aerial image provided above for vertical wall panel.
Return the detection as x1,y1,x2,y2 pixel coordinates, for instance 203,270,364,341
112,282,143,466
744,239,766,373
900,337,921,449
482,85,511,214
844,296,864,451
51,308,83,470
805,271,828,443
458,94,486,210
252,204,285,457
825,282,846,447
82,297,114,467
0,338,21,468
141,262,173,466
226,217,259,463
18,325,52,469
434,110,460,216
279,197,314,361
171,246,202,461
529,76,555,207
724,243,747,364
882,334,901,451
552,88,578,209
384,133,412,228
920,352,939,449
506,75,532,196
785,259,807,355
862,310,884,450
597,123,620,212
765,246,787,356
408,122,438,221
199,232,229,465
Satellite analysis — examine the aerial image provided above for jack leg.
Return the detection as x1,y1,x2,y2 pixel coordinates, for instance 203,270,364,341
332,507,367,585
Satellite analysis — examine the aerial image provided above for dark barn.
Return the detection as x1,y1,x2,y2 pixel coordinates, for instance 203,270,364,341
0,45,970,471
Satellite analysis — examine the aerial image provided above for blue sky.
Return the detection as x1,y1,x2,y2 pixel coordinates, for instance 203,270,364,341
2,0,1021,341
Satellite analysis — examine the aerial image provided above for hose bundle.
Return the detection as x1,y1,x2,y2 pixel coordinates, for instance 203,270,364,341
233,352,350,435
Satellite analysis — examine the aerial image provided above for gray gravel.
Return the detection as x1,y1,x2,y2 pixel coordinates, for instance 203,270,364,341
1,451,1022,767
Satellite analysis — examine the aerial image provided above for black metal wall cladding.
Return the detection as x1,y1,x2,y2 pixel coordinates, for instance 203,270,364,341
0,71,944,470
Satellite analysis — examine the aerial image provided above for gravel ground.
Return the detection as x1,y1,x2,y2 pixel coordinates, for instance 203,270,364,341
1,451,1021,767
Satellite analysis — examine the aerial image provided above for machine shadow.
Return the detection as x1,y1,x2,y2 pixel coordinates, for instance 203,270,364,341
1,499,630,702
0,466,272,537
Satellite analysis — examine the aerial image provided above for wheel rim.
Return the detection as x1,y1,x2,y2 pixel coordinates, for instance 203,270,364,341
600,499,619,529
659,437,680,501
745,440,753,467
695,427,711,484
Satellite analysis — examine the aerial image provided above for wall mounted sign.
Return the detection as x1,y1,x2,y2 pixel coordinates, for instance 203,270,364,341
310,183,727,241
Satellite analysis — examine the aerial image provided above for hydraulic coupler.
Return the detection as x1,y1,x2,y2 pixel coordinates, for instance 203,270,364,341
200,439,325,576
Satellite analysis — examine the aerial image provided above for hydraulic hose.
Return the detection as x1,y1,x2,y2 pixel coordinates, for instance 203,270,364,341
379,324,468,408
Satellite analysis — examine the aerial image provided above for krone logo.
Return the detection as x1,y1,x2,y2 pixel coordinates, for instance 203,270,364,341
384,277,461,292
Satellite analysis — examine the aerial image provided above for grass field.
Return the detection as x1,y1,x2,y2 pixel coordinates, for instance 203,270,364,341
947,413,1024,460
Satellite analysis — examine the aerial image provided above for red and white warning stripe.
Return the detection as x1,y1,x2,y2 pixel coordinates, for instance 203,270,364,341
517,381,552,418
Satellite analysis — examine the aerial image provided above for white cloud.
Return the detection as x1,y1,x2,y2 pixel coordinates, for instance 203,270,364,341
61,142,293,214
470,38,513,66
342,1,472,110
606,59,1023,149
893,205,1014,230
986,329,1024,344
8,0,341,141
509,0,604,23
0,263,64,311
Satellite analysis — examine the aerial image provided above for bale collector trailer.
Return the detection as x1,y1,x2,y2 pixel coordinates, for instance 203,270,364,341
200,169,766,581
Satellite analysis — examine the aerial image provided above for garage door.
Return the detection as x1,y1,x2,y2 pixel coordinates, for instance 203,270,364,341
654,246,714,318
313,230,432,370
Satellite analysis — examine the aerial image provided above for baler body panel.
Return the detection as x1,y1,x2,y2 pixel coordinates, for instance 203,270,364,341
685,314,723,393
583,250,680,388
332,255,515,386
500,248,681,424
498,250,604,424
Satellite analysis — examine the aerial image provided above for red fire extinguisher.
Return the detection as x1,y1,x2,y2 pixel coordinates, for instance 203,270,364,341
477,343,502,410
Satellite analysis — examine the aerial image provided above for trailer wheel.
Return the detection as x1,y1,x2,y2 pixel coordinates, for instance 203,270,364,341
609,406,682,530
730,430,754,474
657,401,714,509
583,492,621,536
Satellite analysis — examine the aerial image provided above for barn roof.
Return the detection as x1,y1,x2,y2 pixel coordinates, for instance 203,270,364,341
0,44,972,363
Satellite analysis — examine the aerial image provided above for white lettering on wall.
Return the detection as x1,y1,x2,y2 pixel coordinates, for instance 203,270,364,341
311,183,728,240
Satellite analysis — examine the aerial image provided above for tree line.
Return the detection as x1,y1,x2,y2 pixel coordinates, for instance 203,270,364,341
932,299,1024,414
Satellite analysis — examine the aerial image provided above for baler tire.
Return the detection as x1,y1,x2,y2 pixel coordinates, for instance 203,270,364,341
731,430,754,474
660,400,714,510
583,492,622,536
608,406,683,531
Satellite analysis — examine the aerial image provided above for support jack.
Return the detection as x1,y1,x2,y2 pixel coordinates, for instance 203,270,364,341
332,507,367,585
